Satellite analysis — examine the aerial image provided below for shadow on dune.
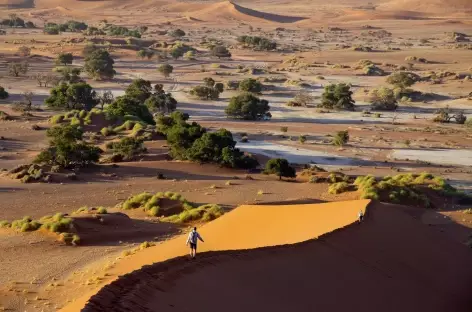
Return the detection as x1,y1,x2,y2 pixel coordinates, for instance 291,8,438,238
84,201,472,312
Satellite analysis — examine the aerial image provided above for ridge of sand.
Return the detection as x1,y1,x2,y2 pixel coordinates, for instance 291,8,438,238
380,0,472,13
82,201,472,312
184,1,307,23
61,199,370,311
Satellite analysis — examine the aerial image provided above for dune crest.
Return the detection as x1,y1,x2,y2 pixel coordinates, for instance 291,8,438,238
185,0,306,23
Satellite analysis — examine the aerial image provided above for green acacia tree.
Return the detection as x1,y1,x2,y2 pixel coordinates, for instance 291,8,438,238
56,53,73,66
225,93,270,120
319,83,355,110
45,82,98,111
264,158,296,180
84,49,115,80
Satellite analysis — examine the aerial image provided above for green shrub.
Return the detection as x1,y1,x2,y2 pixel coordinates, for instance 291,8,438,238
97,207,107,214
309,176,324,183
328,182,350,194
319,83,355,110
50,114,65,124
0,220,11,228
332,130,349,146
122,192,153,210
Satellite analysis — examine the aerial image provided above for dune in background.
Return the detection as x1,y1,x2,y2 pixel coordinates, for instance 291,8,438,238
380,0,472,13
183,1,306,23
61,200,369,311
83,201,472,312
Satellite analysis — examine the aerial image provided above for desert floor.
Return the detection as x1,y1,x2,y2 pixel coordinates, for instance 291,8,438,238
0,0,471,311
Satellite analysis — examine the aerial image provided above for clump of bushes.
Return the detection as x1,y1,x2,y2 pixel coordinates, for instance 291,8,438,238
329,182,350,194
319,83,355,110
225,93,270,120
157,112,258,169
163,204,224,223
1,213,80,245
432,107,467,124
352,173,470,207
106,137,146,161
121,191,223,221
7,164,50,183
369,87,398,111
189,78,224,100
34,124,102,168
237,36,276,51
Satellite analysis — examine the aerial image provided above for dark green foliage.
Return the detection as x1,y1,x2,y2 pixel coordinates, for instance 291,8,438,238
125,79,153,102
320,83,355,110
34,124,102,168
45,82,98,111
238,78,262,93
104,24,141,37
211,45,231,58
237,36,277,51
0,86,8,99
56,53,73,66
386,72,419,89
106,137,146,160
144,89,177,114
158,64,173,78
106,96,155,125
84,49,115,80
55,67,82,83
1,16,25,28
137,49,154,59
157,112,258,168
190,86,220,100
264,158,296,180
225,93,270,120
83,26,105,36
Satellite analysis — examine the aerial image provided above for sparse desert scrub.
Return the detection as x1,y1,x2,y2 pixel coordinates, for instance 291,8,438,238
163,204,224,223
332,130,349,147
328,182,350,194
352,173,469,207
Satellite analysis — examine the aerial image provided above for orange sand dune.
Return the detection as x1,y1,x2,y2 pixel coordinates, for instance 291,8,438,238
184,1,307,24
380,0,472,13
61,199,369,311
82,202,472,312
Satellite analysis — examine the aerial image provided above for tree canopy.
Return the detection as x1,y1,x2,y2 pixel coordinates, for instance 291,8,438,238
225,93,270,120
319,83,355,110
45,82,98,111
34,124,102,168
264,158,296,180
84,49,115,80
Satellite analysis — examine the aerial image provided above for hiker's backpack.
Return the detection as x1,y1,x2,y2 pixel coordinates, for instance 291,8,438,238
190,231,197,244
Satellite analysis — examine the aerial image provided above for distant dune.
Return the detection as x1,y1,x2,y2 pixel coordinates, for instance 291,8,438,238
380,0,472,13
184,1,307,23
81,201,472,312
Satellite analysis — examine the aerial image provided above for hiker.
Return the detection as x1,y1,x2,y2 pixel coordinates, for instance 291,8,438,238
186,227,204,259
358,210,364,222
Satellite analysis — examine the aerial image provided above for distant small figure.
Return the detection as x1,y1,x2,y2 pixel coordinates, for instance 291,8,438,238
358,210,364,222
186,227,204,259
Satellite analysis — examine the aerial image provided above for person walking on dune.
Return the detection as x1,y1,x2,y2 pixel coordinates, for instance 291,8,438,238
186,227,204,259
358,210,364,223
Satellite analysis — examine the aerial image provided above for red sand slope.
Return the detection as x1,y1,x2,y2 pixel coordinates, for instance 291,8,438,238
62,200,369,311
82,201,472,312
